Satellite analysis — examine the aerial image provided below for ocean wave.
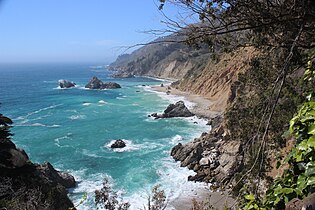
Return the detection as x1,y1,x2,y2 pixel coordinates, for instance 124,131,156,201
141,76,174,83
98,100,107,104
16,123,61,128
29,104,62,116
54,133,73,148
142,85,195,109
82,103,92,106
124,158,210,210
170,135,183,144
184,116,209,127
81,149,103,158
69,171,115,209
69,115,86,120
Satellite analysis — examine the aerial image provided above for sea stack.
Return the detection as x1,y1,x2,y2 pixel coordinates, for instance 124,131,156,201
149,101,194,119
85,76,121,89
58,79,76,88
110,139,126,148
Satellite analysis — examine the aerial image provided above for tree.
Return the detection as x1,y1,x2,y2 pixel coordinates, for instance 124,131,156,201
0,114,13,140
158,0,315,50
158,0,315,205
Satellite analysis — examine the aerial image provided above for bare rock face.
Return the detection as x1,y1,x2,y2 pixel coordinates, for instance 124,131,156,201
37,162,76,188
170,116,243,186
0,139,75,209
58,79,76,88
149,101,194,119
85,76,121,89
0,138,29,169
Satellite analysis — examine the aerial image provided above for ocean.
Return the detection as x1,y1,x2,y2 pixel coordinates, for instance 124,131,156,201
0,63,209,209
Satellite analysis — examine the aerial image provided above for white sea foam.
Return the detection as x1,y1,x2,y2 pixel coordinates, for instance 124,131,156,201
24,104,62,118
98,100,107,104
54,133,73,148
16,123,61,128
185,115,209,127
47,124,61,128
170,134,183,144
82,103,92,106
69,115,86,120
69,171,112,210
142,76,174,83
124,158,210,210
81,149,103,158
116,97,125,100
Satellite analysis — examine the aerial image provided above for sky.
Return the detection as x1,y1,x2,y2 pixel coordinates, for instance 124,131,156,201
0,0,179,64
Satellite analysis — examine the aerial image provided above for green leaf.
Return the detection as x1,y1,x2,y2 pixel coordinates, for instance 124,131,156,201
281,188,294,194
307,136,315,148
307,176,315,186
306,167,315,176
297,140,309,151
245,194,256,201
308,123,315,135
297,174,307,191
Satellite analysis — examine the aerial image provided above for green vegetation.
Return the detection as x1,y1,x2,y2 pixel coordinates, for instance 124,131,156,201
95,178,167,210
0,113,13,140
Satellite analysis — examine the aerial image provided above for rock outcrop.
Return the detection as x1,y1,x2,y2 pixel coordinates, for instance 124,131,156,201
149,101,194,119
171,116,243,186
0,138,75,209
110,139,126,148
85,76,121,89
58,79,76,88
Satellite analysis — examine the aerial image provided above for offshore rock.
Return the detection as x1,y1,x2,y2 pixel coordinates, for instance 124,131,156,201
58,79,76,88
110,139,126,148
85,76,121,89
150,101,194,119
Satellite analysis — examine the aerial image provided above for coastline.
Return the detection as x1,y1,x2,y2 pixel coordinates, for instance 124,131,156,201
148,83,236,209
151,84,221,120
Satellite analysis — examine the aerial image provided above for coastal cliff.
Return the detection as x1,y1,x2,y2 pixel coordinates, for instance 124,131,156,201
110,34,258,113
109,35,211,81
110,35,305,198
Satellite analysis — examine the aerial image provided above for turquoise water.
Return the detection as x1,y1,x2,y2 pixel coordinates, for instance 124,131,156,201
0,63,209,209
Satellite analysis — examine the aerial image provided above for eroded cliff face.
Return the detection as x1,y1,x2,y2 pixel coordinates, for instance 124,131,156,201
111,44,257,113
173,47,258,112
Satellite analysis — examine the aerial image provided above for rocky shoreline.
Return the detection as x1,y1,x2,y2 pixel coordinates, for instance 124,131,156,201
150,83,239,209
0,138,76,209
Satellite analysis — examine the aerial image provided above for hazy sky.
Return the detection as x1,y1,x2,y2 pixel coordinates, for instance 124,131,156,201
0,0,178,63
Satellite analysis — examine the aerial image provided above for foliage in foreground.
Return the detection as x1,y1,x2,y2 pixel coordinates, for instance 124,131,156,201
95,178,167,210
241,56,315,209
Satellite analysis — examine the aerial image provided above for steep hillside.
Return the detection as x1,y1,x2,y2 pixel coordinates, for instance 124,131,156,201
173,47,258,112
110,35,307,205
110,36,257,113
109,35,211,80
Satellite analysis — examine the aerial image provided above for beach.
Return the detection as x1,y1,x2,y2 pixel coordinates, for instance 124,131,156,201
151,84,221,120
